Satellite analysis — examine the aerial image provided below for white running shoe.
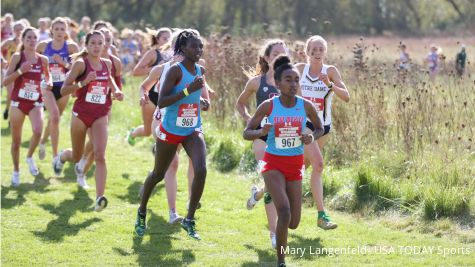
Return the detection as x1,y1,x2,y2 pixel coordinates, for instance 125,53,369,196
270,232,276,249
246,185,259,210
77,158,86,174
11,172,20,187
168,212,184,224
75,163,89,189
95,196,108,212
52,152,64,176
26,157,39,176
38,144,46,160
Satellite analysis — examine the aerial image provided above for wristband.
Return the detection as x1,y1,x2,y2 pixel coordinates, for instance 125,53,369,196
183,88,189,96
16,69,23,75
310,134,315,143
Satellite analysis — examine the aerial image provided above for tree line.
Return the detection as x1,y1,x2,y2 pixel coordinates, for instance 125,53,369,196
3,0,474,36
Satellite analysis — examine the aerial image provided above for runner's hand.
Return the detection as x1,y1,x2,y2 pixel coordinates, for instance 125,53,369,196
317,73,331,87
188,76,205,93
19,61,33,73
113,90,124,101
139,92,149,106
83,72,97,85
301,134,314,145
260,123,272,136
200,97,209,111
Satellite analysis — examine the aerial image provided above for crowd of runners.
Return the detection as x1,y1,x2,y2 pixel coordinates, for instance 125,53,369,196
3,12,467,266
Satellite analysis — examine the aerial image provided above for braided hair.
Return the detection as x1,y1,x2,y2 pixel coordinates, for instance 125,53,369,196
173,29,200,56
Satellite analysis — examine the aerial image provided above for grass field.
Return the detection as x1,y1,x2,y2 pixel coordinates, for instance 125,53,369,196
1,73,474,266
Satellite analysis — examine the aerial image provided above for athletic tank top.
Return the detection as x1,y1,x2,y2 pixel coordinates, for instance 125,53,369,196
73,58,111,116
300,64,333,126
266,96,306,156
162,63,202,136
12,52,43,103
44,41,70,86
152,49,162,67
256,74,279,107
154,61,172,93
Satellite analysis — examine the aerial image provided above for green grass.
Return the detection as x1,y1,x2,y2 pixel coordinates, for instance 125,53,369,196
2,78,475,266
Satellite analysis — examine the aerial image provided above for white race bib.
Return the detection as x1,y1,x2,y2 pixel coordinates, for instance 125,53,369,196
85,81,108,104
274,121,302,149
176,103,198,127
19,79,40,101
50,63,66,83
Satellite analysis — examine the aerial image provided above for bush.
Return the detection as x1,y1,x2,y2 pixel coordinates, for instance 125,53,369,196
423,188,470,220
212,138,241,173
238,145,257,173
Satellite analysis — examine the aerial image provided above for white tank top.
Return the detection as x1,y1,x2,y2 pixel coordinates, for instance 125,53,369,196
300,64,333,125
154,61,172,93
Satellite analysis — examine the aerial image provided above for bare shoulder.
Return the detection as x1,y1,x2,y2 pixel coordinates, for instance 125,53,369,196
39,54,49,63
295,62,306,73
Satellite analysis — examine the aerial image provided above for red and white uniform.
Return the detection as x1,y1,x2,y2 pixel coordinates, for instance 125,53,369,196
72,58,111,127
10,52,44,114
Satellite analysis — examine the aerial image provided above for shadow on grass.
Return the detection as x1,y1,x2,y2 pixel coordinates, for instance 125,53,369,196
116,181,164,205
1,125,11,136
241,244,275,267
241,233,327,266
287,233,327,260
114,211,194,266
33,187,101,242
1,172,52,209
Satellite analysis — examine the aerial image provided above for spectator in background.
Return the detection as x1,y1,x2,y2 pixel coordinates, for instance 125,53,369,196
426,44,440,81
1,13,14,40
77,16,91,47
38,18,51,42
398,43,410,70
67,18,80,43
455,44,466,76
120,28,139,73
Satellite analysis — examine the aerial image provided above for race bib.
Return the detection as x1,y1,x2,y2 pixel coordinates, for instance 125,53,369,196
304,96,324,111
18,79,40,101
85,81,108,104
274,120,302,149
50,63,66,83
176,103,198,127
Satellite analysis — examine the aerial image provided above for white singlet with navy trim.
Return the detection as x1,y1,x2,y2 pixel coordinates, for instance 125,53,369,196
300,64,333,126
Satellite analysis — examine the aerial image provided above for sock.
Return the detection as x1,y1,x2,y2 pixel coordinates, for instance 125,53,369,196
318,211,326,219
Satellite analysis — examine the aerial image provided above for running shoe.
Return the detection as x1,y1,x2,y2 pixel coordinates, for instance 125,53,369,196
75,163,89,189
52,152,64,176
95,196,108,212
38,144,46,160
246,185,259,210
169,212,184,225
181,219,200,240
26,157,39,176
317,212,338,230
11,172,20,187
127,128,136,146
135,209,146,237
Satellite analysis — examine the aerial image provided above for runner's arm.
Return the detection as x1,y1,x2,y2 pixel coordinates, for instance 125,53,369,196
243,100,271,140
